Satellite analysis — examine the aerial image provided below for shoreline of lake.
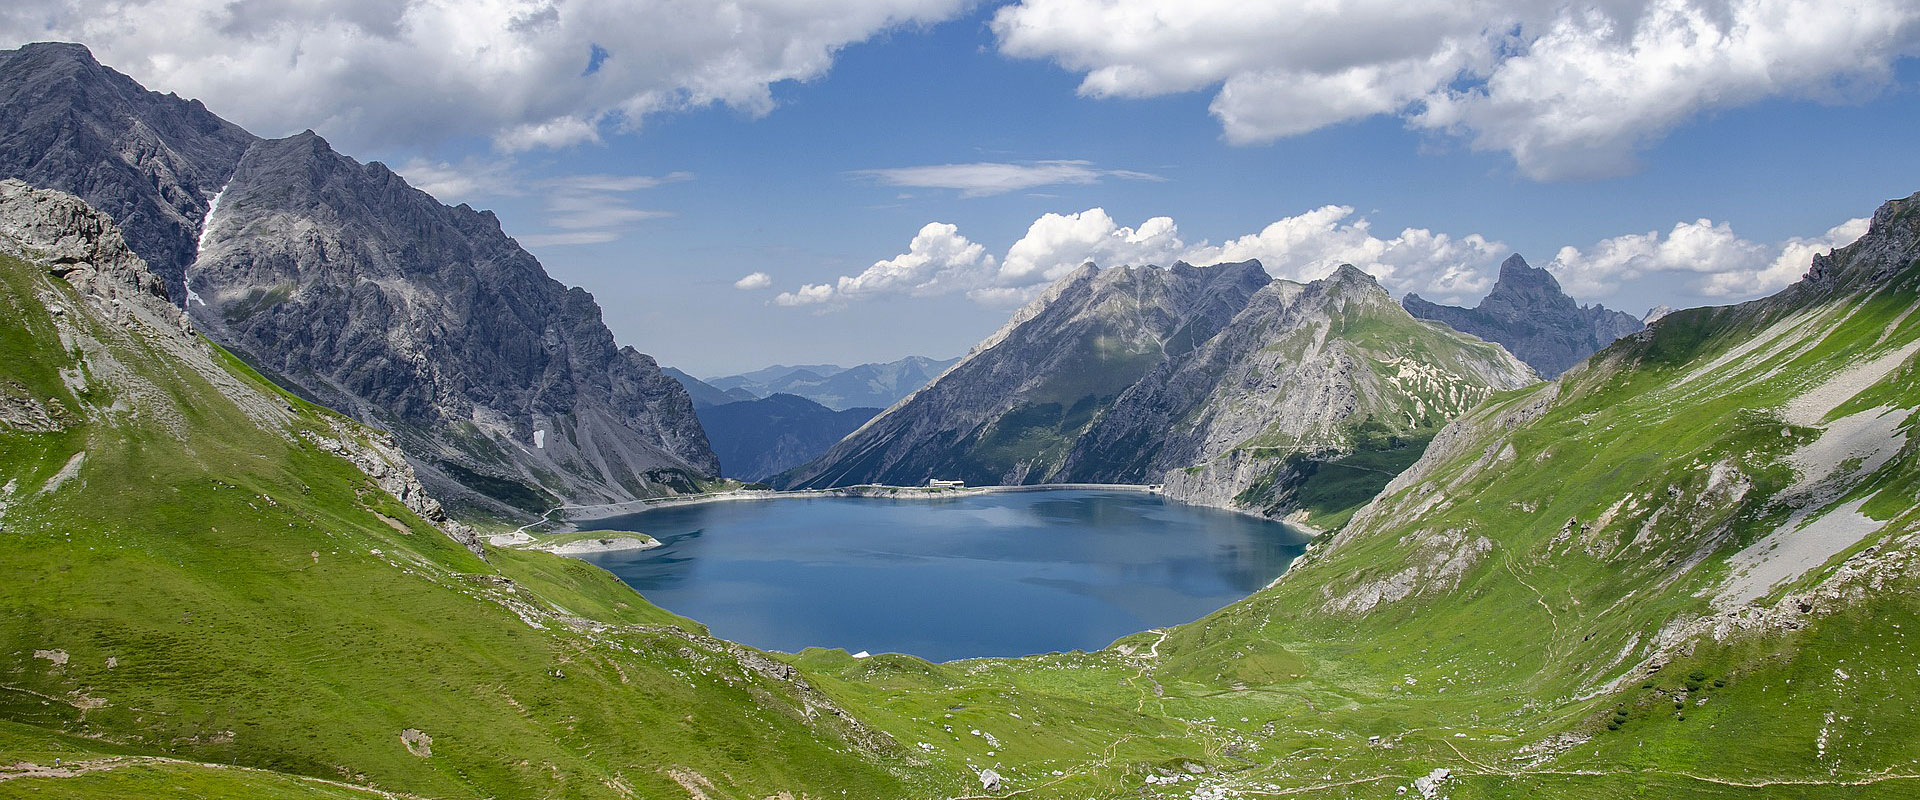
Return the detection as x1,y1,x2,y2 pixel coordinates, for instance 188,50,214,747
543,483,1164,530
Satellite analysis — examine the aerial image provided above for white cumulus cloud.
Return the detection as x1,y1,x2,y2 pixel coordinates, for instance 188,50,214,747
1182,206,1504,297
775,222,996,306
2,0,973,151
999,209,1185,285
734,272,774,290
1550,217,1870,298
993,0,1920,179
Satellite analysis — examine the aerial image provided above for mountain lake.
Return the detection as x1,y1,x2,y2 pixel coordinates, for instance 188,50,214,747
578,490,1312,661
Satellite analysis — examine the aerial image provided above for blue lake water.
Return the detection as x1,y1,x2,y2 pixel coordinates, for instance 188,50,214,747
579,490,1312,662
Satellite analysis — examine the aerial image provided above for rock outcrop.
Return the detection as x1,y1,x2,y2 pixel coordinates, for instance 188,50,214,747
0,43,718,520
1403,254,1644,377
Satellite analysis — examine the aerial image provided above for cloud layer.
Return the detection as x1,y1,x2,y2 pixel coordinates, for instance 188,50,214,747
1,0,970,150
395,159,688,246
851,160,1164,197
773,206,1868,310
993,0,1920,179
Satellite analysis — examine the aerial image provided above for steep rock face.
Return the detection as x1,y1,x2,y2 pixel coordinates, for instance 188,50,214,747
1063,265,1537,525
0,43,717,520
188,132,716,517
780,261,1272,488
0,43,257,304
1404,254,1644,377
697,394,880,482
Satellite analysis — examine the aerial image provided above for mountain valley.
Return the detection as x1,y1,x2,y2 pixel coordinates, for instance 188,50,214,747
1,37,1917,800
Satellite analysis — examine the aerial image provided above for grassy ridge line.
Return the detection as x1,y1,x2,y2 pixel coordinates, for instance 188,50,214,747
0,238,948,799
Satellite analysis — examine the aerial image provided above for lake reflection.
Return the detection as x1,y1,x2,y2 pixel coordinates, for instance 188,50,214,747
580,491,1311,661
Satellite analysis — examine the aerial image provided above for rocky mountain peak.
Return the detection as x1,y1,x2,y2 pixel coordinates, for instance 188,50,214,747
1324,263,1381,289
1403,252,1643,377
0,42,258,304
1481,254,1578,314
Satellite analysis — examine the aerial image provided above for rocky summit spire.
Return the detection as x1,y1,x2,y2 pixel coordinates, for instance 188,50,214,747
1403,253,1645,378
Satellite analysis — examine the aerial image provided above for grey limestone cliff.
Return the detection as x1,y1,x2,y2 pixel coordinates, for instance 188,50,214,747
0,43,718,519
1403,254,1644,377
189,132,718,517
0,43,257,305
1070,265,1537,524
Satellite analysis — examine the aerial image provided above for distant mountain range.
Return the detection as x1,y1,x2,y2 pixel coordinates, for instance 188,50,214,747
666,362,926,482
702,355,959,410
778,260,1537,527
0,42,717,519
662,367,758,407
1403,254,1645,377
694,394,881,482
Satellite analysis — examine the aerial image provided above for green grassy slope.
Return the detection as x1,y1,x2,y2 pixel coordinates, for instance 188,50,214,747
0,232,920,797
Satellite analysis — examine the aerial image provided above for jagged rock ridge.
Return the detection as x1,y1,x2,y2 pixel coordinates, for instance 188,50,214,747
783,260,1537,525
1064,265,1536,522
779,260,1274,490
0,43,717,519
1403,254,1645,377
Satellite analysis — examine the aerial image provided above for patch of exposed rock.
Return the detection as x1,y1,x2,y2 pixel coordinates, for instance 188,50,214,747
1321,528,1493,614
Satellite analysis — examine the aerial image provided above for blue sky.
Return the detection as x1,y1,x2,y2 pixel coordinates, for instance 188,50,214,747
7,0,1920,375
